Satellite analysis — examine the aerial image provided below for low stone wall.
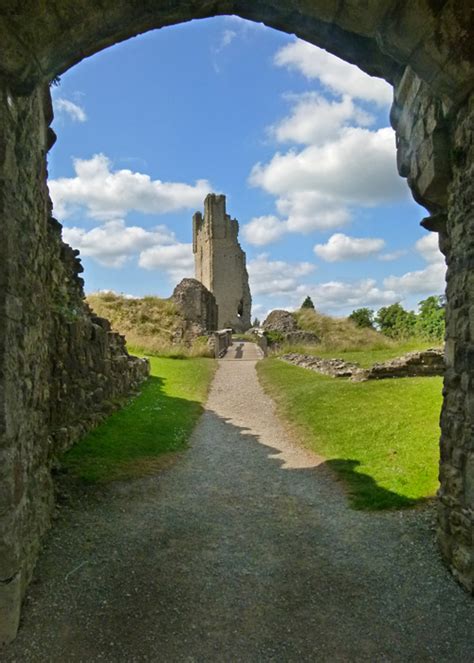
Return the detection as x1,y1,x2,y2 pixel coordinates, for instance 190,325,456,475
281,354,360,378
211,329,233,358
365,349,444,380
49,313,149,455
253,331,268,357
280,349,444,382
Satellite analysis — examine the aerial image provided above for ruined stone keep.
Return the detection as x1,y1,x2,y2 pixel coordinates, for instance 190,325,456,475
0,0,473,645
193,194,252,331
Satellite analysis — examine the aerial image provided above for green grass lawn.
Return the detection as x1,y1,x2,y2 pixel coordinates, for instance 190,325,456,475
257,358,442,510
62,356,216,483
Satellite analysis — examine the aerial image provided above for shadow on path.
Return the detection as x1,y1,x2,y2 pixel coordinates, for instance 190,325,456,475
234,342,244,358
4,361,473,662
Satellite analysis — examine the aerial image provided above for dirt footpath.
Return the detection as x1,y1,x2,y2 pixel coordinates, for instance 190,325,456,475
4,344,474,661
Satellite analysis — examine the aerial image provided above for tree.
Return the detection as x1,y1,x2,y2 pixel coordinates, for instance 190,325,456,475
376,303,416,338
252,317,261,328
348,308,374,329
416,295,445,341
301,296,315,309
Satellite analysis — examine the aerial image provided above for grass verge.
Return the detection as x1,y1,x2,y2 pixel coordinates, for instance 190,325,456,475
257,358,442,510
62,356,216,483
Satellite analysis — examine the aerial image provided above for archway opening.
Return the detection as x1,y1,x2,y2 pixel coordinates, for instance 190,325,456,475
1,1,473,649
47,13,445,577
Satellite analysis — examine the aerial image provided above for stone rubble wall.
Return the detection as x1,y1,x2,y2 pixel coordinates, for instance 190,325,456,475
364,349,444,380
0,84,149,644
280,349,444,381
280,354,360,378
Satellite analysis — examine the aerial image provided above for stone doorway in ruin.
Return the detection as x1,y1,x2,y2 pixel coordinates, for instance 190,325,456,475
0,1,473,645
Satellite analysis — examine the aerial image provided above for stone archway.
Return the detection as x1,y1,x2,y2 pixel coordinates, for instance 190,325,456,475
0,0,473,644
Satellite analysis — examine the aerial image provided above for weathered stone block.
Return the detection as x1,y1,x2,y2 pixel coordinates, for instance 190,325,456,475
263,310,298,334
0,572,21,646
172,278,218,336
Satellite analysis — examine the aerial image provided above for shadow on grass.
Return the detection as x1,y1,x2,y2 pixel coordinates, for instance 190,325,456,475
325,458,423,510
61,374,206,484
61,354,431,511
61,375,428,509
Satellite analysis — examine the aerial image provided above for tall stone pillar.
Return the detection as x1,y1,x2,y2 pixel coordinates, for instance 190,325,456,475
392,68,473,593
0,83,54,644
437,94,474,592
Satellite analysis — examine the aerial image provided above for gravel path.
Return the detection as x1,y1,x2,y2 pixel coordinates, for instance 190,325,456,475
4,343,474,661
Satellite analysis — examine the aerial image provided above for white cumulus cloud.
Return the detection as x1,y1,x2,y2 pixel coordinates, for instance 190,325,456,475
54,98,87,122
49,154,212,221
245,39,405,243
138,243,194,282
384,263,445,295
271,93,373,146
274,39,393,106
314,233,385,262
276,192,351,233
62,220,175,268
415,233,442,264
250,127,406,234
248,253,315,297
383,232,446,295
63,218,194,282
242,215,287,246
251,127,403,205
293,279,399,313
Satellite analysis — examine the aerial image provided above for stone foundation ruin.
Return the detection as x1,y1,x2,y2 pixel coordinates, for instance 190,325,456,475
193,194,252,332
0,0,473,645
281,349,445,381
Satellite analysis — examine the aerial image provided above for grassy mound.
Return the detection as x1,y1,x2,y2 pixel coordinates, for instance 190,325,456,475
267,308,441,359
87,291,212,357
293,308,392,352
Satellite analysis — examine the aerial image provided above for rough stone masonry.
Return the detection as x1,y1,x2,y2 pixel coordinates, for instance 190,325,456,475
193,194,252,331
0,0,473,646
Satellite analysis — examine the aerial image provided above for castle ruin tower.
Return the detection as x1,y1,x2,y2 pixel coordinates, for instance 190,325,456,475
193,194,252,331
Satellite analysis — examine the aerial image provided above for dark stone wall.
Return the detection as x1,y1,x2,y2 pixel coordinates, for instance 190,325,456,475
391,72,474,594
437,92,474,592
1,0,472,103
0,85,148,643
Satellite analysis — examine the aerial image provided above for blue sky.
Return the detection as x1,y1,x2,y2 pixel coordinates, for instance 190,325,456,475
48,16,445,320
